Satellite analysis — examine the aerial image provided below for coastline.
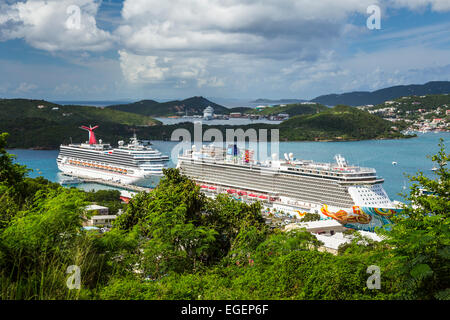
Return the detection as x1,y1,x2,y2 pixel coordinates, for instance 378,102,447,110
6,133,421,151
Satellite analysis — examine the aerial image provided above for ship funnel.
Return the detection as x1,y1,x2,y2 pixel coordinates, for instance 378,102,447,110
289,153,294,160
80,125,99,145
284,153,289,161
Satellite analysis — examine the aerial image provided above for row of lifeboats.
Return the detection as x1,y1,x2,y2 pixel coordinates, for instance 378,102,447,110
198,184,276,201
67,160,128,174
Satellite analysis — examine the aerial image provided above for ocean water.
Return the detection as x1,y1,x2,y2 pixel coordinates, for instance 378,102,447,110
8,132,449,201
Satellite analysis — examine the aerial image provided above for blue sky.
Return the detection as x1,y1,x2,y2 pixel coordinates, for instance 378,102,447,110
0,0,449,102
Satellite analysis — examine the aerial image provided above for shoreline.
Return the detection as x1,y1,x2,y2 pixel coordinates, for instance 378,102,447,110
6,134,424,151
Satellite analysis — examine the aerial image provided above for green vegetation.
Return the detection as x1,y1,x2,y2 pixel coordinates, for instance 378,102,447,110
246,103,328,117
312,81,450,106
278,105,408,141
0,99,161,148
0,99,160,126
1,132,448,300
0,100,409,149
370,94,450,118
108,96,229,117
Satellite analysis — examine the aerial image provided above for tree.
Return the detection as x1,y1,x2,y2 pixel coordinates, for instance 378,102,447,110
300,212,321,222
379,138,449,299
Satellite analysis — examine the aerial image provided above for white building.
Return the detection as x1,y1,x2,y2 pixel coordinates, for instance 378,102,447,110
84,205,117,227
203,106,214,120
85,204,109,215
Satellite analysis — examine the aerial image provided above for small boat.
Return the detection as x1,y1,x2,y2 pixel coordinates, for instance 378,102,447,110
392,161,398,166
431,166,438,172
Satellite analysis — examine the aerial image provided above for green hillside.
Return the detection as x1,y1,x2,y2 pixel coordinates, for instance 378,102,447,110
247,103,328,117
312,81,450,106
370,94,450,112
1,99,410,148
278,105,408,141
0,99,160,126
0,99,161,149
108,96,229,117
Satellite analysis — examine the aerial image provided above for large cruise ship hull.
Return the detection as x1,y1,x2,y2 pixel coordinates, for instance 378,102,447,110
177,156,402,232
57,162,157,185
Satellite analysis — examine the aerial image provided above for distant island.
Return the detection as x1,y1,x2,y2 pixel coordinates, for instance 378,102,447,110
310,81,450,106
252,98,308,104
5,80,449,149
0,97,414,149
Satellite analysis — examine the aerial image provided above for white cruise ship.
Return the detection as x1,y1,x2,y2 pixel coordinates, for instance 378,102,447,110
57,126,169,185
177,144,403,231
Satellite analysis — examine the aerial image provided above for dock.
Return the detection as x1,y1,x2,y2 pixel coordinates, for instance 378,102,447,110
81,178,152,193
60,174,152,193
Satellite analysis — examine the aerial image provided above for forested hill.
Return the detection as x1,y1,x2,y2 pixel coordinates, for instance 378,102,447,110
0,99,409,149
311,81,450,106
0,99,161,149
278,105,407,141
108,96,230,117
0,99,160,126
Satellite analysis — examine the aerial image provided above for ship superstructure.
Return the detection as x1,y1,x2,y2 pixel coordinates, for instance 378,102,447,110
57,126,169,185
177,144,401,231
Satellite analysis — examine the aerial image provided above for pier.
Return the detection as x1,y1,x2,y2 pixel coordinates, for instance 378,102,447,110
80,178,152,193
60,175,152,194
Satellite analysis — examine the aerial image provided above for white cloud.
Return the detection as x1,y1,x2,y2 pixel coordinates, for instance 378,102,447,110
114,0,379,89
118,49,228,88
117,0,375,55
14,82,38,94
390,0,450,12
0,0,113,51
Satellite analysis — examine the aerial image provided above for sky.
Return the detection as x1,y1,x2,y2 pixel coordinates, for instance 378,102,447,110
0,0,449,102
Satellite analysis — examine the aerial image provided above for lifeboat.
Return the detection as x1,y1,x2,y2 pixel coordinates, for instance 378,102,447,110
238,191,247,196
259,195,268,200
200,185,208,189
208,186,217,191
248,193,257,198
227,189,236,194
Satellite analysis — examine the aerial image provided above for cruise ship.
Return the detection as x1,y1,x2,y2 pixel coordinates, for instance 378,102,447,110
57,125,169,185
177,144,402,231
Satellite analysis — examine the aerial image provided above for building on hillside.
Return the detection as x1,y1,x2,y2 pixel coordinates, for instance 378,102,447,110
90,215,117,227
255,105,267,110
84,205,117,227
85,205,109,215
277,113,290,120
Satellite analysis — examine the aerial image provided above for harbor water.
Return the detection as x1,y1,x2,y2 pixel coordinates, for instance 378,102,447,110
8,132,449,201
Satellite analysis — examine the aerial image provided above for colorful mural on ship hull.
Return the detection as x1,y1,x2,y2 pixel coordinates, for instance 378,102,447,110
321,205,403,232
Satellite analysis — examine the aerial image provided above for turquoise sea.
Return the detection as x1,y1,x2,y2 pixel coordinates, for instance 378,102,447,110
8,132,448,201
